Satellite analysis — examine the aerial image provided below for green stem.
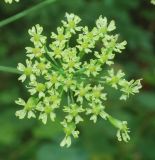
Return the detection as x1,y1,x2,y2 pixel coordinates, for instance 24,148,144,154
0,66,21,74
51,63,65,75
79,51,85,59
74,68,86,75
70,90,74,103
45,47,65,75
0,0,56,28
108,115,122,129
67,92,71,106
45,47,58,66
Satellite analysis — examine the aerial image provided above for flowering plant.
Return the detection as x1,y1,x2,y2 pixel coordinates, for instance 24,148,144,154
15,13,142,147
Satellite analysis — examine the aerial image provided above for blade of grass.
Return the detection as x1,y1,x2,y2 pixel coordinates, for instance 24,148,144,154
0,66,21,74
0,0,56,28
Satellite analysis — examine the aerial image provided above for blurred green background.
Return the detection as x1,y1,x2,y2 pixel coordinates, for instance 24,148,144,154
0,0,155,159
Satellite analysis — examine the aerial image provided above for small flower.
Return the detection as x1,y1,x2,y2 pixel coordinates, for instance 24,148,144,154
95,49,115,65
45,71,62,89
104,69,125,89
96,16,108,35
62,48,77,62
103,35,127,55
48,90,61,106
28,24,46,47
37,102,56,124
25,46,45,59
15,97,38,119
28,81,46,98
77,27,98,54
80,26,98,41
74,83,91,103
60,120,79,147
49,43,65,59
96,16,116,37
108,116,130,142
119,79,142,100
51,27,71,46
33,58,51,76
114,40,127,53
83,60,101,77
91,85,107,103
86,102,108,123
63,104,85,124
17,59,36,82
116,121,130,142
62,75,76,92
62,13,82,34
62,48,81,73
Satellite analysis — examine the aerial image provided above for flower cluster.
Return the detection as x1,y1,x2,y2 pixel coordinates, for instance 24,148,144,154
4,0,19,3
16,13,142,147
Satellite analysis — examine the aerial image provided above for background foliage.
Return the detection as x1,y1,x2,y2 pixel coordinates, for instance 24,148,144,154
0,0,155,159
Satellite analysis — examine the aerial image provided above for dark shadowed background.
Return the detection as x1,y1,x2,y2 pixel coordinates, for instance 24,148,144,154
0,0,155,159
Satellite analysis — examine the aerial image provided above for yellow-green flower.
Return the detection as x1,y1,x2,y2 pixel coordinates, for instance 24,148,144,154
37,102,56,124
15,97,38,119
86,102,108,123
104,69,125,89
60,121,79,147
62,13,82,34
83,60,102,77
28,24,46,47
91,85,107,103
17,59,36,82
51,27,71,46
45,71,63,89
25,46,45,59
28,81,46,99
108,116,130,142
63,104,85,124
119,79,142,100
74,83,91,103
